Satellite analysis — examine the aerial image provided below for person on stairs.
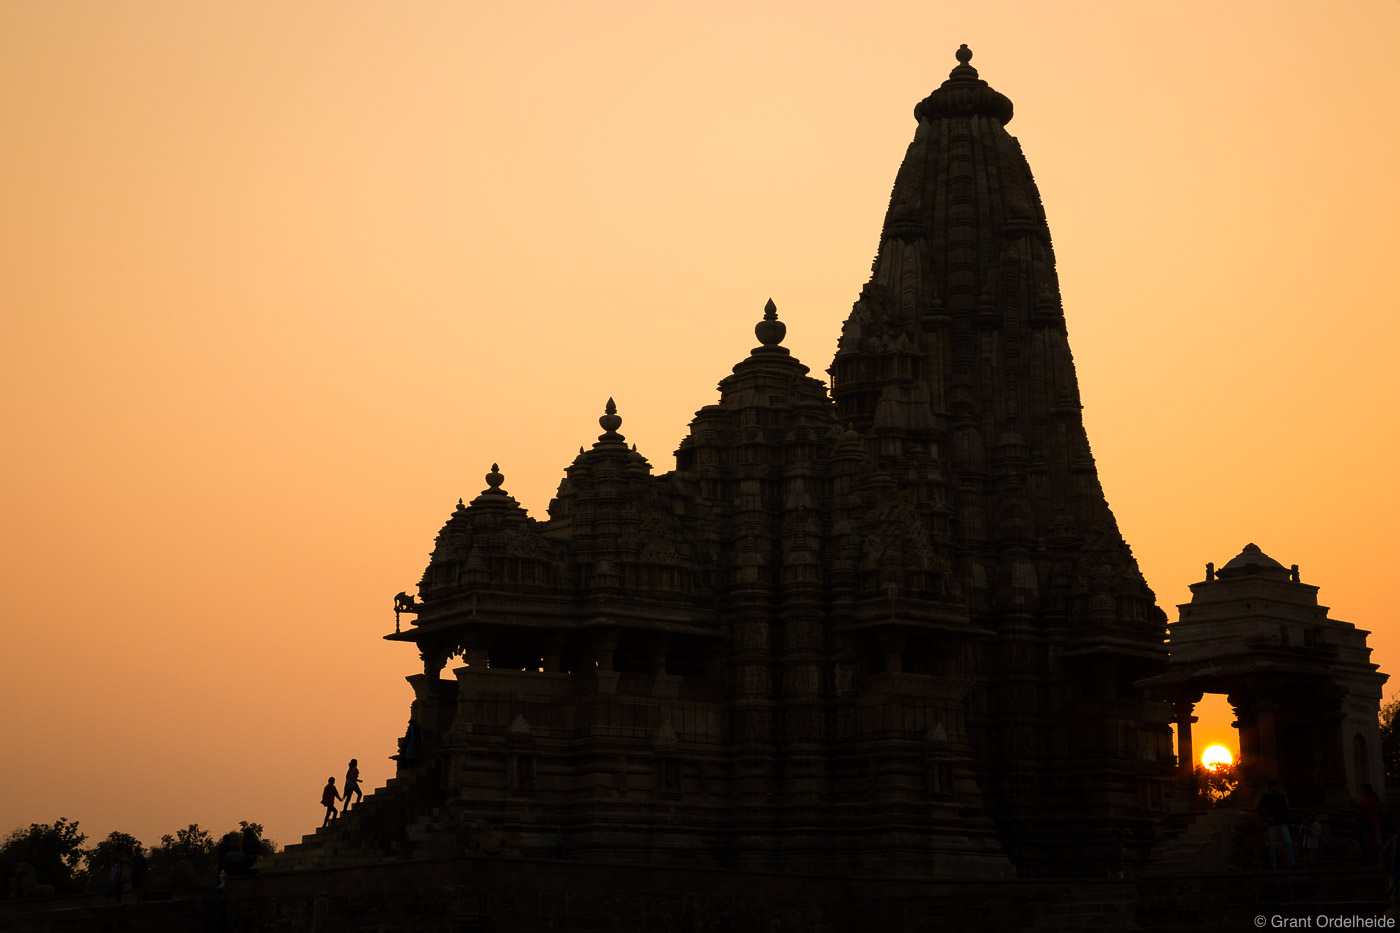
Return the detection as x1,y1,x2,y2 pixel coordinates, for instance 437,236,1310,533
321,776,342,827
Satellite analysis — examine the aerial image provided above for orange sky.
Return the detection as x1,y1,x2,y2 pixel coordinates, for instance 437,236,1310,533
2,1,1397,851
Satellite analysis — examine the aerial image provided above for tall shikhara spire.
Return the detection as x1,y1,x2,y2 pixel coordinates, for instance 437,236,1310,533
831,45,1159,623
832,46,1167,866
833,43,1072,439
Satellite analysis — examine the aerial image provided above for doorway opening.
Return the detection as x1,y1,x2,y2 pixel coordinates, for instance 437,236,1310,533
1194,693,1240,803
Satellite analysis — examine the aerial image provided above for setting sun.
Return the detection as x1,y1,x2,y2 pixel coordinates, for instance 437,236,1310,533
1202,745,1234,770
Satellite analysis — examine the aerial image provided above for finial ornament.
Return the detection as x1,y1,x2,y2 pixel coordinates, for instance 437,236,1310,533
485,463,504,490
599,397,623,434
913,43,1013,125
755,297,786,347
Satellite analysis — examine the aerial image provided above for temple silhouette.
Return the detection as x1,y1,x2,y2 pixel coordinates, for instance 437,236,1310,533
263,46,1385,901
3,44,1390,933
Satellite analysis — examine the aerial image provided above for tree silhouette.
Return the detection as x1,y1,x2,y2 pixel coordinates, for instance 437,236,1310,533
1195,762,1240,805
236,821,278,856
0,818,88,894
147,824,215,892
1381,697,1400,786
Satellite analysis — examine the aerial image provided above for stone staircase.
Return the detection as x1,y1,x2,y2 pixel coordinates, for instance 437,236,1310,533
1147,805,1371,876
1119,804,1392,932
1146,807,1243,874
1031,883,1141,931
262,765,444,871
1021,867,1389,932
1136,870,1389,933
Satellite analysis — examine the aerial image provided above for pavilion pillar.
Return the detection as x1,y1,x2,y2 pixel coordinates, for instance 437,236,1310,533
878,631,906,674
590,631,619,671
649,636,678,697
541,634,565,673
589,630,621,695
1173,698,1197,782
1257,700,1280,782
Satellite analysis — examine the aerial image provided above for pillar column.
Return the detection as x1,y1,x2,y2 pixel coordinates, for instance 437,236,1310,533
1257,700,1280,782
649,635,678,697
590,631,619,671
648,637,671,678
878,630,907,674
588,630,620,695
540,634,565,673
1172,697,1197,782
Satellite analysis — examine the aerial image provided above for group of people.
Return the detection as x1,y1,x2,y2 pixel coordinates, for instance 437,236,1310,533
1256,781,1321,868
1257,780,1383,870
98,828,263,897
1260,778,1400,913
320,758,363,827
215,825,264,888
104,845,147,902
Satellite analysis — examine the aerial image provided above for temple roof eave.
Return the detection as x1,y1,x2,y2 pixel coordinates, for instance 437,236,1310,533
391,620,728,648
399,593,724,642
408,614,728,641
1137,645,1385,693
840,597,985,634
836,618,996,639
1060,634,1170,665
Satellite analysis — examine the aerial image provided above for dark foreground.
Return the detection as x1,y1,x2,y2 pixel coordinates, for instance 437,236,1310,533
0,856,1391,932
